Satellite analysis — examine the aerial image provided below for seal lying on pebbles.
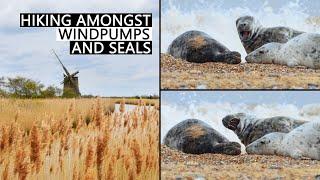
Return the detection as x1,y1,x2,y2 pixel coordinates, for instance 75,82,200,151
164,119,241,155
222,113,306,146
168,30,241,64
246,120,320,160
245,33,320,69
236,15,303,54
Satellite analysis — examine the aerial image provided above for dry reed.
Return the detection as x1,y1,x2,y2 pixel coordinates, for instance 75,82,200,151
0,98,159,179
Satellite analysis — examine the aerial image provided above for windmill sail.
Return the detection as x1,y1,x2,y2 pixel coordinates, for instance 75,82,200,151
52,50,81,97
52,50,71,77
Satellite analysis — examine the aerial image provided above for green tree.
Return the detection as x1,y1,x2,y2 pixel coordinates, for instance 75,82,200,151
0,77,6,97
7,77,43,98
40,86,62,98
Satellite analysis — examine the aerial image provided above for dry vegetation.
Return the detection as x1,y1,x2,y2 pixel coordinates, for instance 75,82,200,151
161,54,320,89
114,98,159,107
0,98,159,180
161,145,320,179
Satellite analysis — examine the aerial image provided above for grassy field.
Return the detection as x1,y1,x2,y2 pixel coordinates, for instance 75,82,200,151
161,54,320,89
0,98,159,180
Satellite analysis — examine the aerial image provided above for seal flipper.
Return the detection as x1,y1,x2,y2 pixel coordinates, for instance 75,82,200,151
210,142,241,155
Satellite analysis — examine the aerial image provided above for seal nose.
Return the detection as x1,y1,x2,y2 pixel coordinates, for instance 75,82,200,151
245,55,252,63
240,23,247,28
245,146,251,153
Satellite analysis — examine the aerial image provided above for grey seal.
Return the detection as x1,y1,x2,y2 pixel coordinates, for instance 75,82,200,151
164,119,241,155
245,33,320,69
246,120,320,160
222,113,306,146
236,15,304,54
168,30,241,64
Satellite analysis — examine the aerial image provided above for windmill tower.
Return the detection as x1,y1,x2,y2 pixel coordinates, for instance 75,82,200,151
52,50,81,97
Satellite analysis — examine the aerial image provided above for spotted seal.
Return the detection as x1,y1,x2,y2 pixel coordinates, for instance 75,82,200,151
222,113,306,146
246,120,320,160
168,30,241,64
245,33,320,69
164,119,241,155
236,15,304,54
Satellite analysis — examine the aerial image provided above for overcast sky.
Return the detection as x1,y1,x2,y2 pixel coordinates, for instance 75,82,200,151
0,0,159,96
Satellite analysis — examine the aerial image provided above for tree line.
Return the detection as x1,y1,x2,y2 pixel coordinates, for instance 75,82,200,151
0,76,159,99
0,76,61,98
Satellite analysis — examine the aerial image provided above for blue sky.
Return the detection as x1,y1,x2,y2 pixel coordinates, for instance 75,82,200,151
0,0,159,96
162,91,320,107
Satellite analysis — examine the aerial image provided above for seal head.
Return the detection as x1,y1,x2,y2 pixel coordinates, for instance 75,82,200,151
236,16,262,42
222,113,257,145
245,42,282,64
222,113,247,131
246,132,285,155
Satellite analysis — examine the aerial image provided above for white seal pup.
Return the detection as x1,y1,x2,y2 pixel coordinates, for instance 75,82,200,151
246,120,320,160
236,15,304,54
222,113,306,146
245,33,320,69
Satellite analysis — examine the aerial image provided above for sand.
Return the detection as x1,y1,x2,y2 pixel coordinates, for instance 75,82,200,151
161,54,320,89
161,145,320,179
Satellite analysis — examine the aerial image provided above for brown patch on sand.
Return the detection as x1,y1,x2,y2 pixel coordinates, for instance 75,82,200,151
188,36,206,49
185,125,206,138
161,53,320,89
161,145,320,179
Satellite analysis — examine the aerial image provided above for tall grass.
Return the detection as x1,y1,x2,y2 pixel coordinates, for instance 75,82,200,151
114,98,159,107
0,98,159,179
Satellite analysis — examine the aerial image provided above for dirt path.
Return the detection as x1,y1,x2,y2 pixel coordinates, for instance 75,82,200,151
161,145,320,179
161,54,320,89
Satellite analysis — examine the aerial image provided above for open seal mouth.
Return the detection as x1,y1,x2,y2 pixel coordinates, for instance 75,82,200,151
240,30,251,40
227,118,240,131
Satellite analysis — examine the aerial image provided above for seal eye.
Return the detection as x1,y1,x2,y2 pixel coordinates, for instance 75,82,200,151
259,50,264,54
260,141,266,144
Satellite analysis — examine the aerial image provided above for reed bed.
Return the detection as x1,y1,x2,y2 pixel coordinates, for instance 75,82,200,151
0,98,159,180
114,99,159,107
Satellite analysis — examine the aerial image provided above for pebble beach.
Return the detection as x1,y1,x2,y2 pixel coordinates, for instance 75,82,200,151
161,145,320,179
161,54,320,89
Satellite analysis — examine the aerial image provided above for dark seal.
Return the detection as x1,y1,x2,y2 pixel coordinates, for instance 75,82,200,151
164,119,241,155
236,15,304,54
222,113,306,146
168,30,241,64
